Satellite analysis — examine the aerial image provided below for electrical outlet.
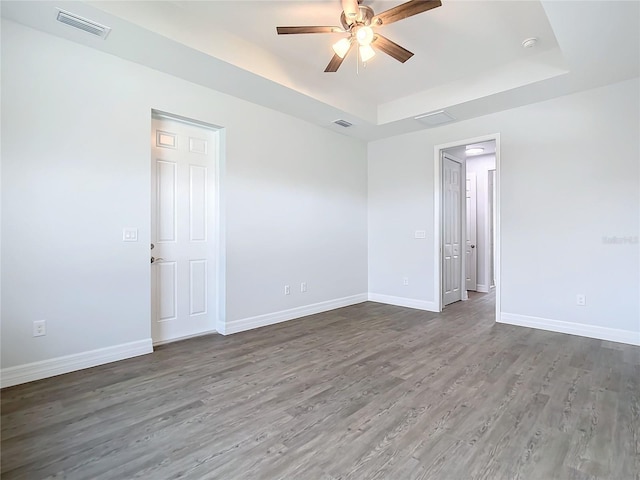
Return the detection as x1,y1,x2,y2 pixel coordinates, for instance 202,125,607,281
284,285,291,295
33,320,46,337
301,282,307,293
576,294,586,306
403,277,409,286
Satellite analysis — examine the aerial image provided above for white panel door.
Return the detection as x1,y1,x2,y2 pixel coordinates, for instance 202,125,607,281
443,154,463,306
465,172,477,291
151,116,217,343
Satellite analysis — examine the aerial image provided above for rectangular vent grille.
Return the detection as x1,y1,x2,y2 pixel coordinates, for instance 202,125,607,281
333,119,353,128
414,110,456,127
56,10,111,39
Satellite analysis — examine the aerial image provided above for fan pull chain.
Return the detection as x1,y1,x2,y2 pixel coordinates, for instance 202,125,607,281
355,44,368,75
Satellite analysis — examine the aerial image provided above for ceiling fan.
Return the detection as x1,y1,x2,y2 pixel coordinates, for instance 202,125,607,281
276,0,442,72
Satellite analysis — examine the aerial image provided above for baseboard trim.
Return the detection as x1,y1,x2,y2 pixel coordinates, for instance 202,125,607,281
499,313,640,346
221,294,369,335
368,293,439,313
1,339,153,389
476,284,489,293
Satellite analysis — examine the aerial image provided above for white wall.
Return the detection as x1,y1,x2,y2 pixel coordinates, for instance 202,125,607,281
466,154,496,291
369,77,640,342
367,133,435,306
1,20,368,373
2,18,639,384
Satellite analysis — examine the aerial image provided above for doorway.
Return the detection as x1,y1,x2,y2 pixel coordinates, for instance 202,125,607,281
150,111,222,344
434,135,500,319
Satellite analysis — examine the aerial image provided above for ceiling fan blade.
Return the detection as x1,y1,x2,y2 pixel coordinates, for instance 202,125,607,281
325,43,354,72
341,0,359,23
372,0,441,27
276,26,343,35
372,34,414,63
325,54,346,73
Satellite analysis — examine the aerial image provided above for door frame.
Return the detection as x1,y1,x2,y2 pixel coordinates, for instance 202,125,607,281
150,109,226,340
488,169,496,289
433,133,501,321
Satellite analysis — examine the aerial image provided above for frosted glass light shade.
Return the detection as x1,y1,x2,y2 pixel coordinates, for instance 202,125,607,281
356,26,374,46
332,38,351,58
359,44,375,62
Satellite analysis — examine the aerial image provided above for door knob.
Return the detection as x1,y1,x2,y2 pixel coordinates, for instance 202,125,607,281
471,245,475,248
150,256,165,264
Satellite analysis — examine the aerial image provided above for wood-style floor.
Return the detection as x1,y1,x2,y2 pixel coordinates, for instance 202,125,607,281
2,293,639,479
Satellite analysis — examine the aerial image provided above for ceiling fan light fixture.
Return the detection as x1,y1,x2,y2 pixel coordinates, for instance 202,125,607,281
359,44,376,62
332,37,352,58
277,0,442,73
355,25,374,46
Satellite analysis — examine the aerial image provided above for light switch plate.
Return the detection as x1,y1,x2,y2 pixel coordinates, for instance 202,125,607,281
123,227,138,242
415,230,426,239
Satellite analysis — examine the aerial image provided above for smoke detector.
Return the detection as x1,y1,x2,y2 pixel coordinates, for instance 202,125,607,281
521,37,538,49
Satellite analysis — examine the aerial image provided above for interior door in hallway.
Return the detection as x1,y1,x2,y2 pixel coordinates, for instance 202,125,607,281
465,172,477,291
443,153,463,306
151,115,217,343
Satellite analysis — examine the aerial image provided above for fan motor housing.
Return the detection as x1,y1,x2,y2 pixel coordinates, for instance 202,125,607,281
340,5,374,30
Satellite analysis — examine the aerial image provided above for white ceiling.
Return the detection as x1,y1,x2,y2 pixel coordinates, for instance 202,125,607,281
2,1,638,140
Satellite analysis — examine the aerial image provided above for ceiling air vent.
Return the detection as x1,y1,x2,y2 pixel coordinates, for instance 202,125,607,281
414,110,456,127
333,119,353,128
56,9,111,39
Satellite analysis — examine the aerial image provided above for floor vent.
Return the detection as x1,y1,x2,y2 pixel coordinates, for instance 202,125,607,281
56,9,111,39
333,119,353,128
